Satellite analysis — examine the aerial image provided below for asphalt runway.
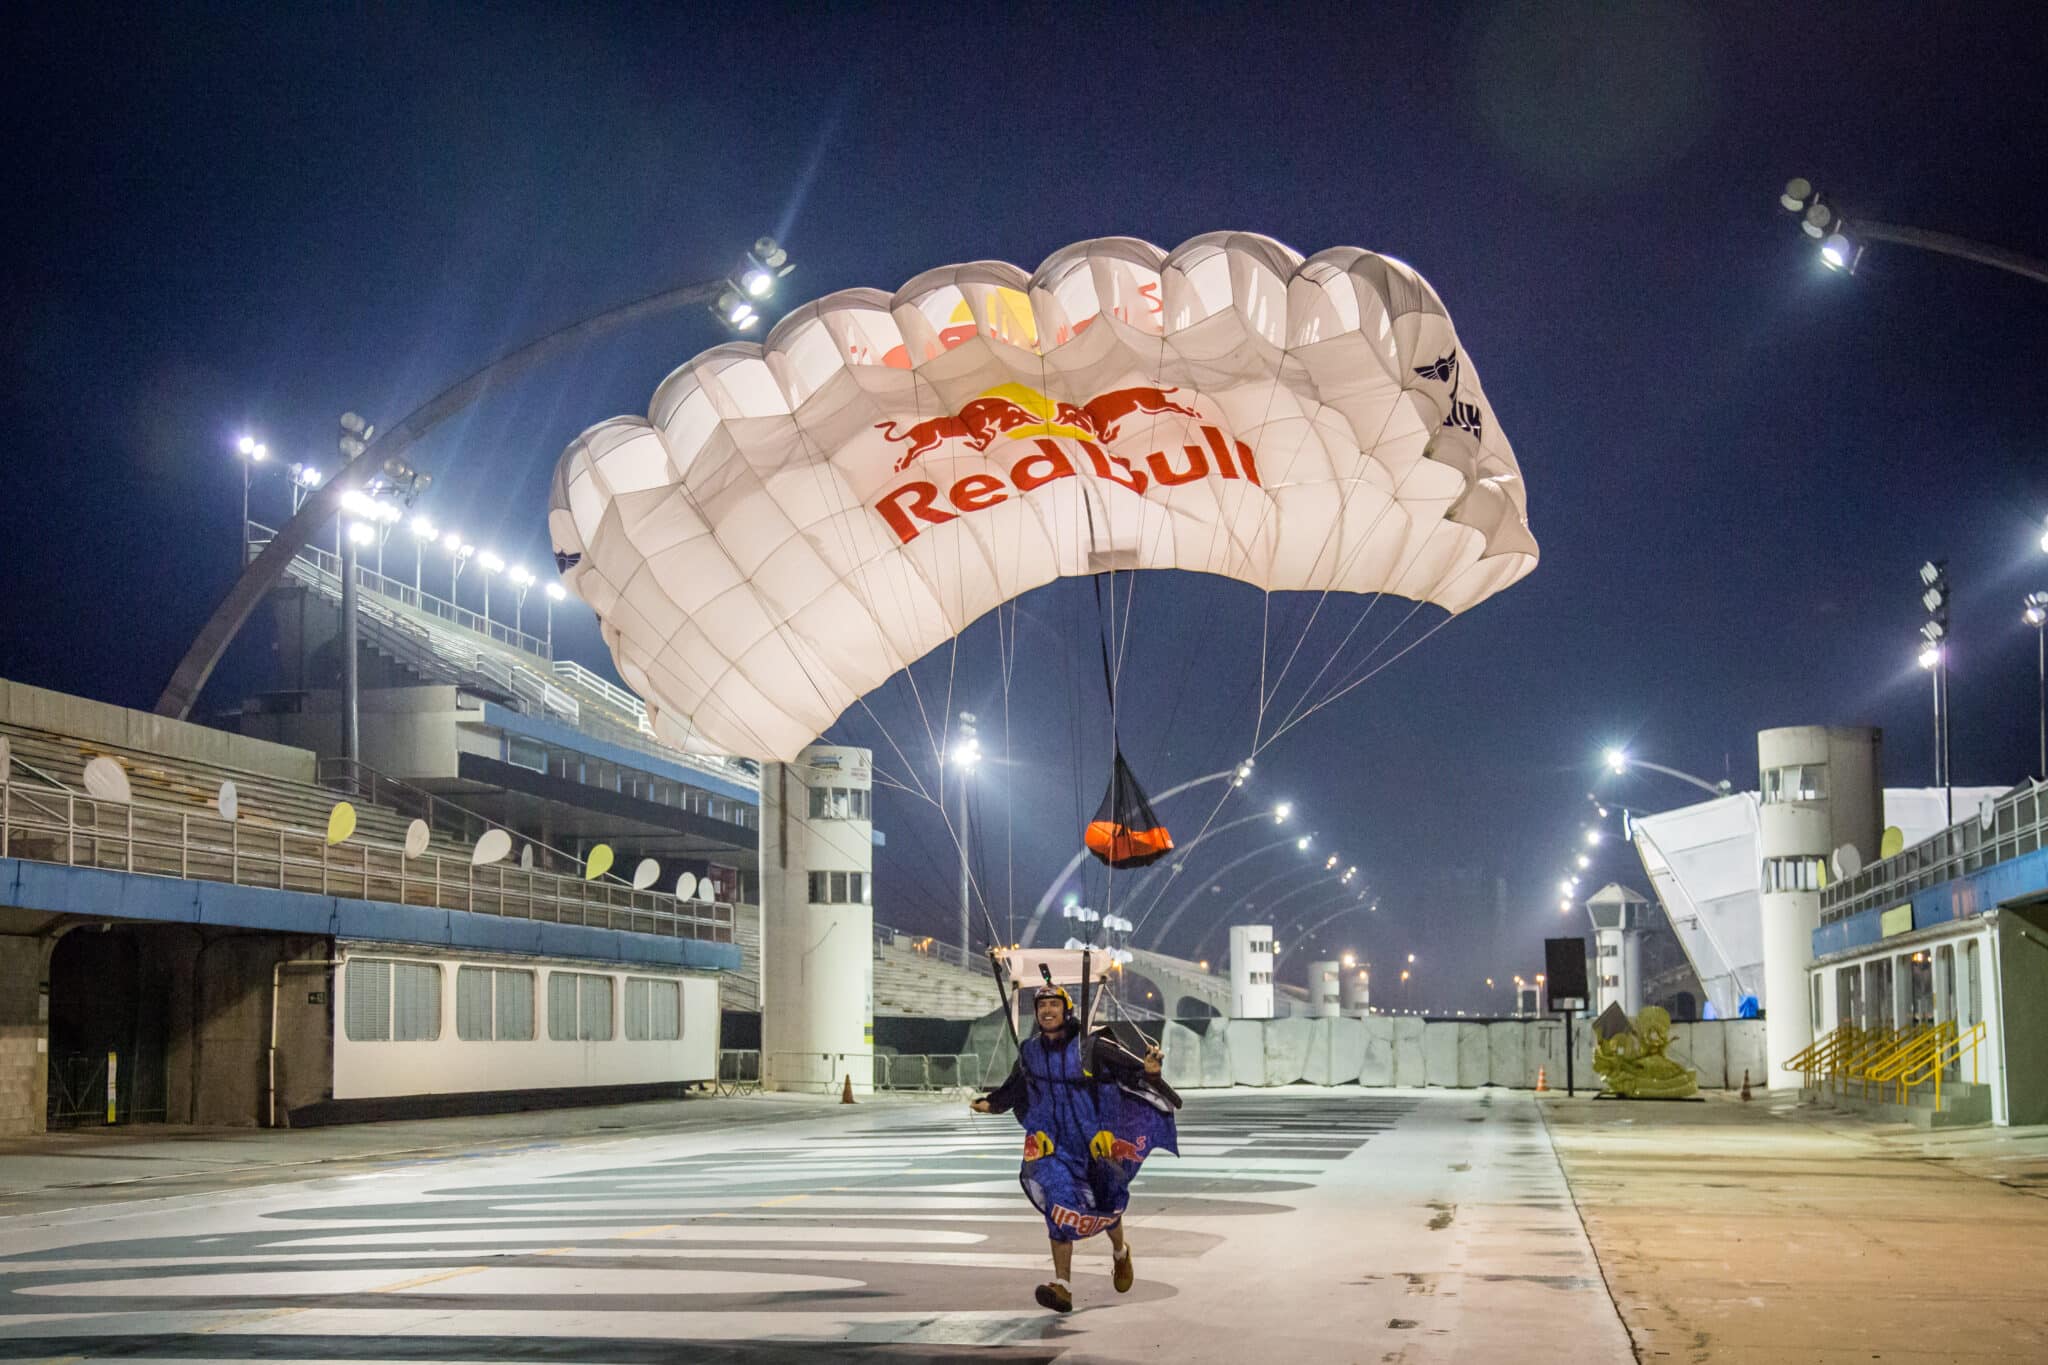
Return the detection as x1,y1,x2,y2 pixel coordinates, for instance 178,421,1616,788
0,1087,1632,1364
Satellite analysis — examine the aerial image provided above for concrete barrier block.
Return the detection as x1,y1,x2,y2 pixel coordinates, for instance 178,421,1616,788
1201,1021,1235,1088
1359,1015,1395,1086
1456,1022,1490,1087
1487,1020,1529,1088
1306,1016,1366,1086
1422,1021,1460,1087
1392,1016,1426,1086
1724,1019,1769,1090
1674,1020,1726,1088
1574,1017,1598,1091
1228,1019,1268,1087
1162,1020,1203,1092
1264,1016,1312,1085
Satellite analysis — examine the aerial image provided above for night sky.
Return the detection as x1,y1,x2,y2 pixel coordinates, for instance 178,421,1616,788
6,3,2046,1013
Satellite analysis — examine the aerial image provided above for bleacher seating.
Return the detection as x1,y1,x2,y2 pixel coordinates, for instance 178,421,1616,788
724,905,993,1019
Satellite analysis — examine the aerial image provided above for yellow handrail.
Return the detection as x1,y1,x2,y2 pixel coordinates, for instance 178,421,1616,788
1865,1021,1954,1092
1896,1019,1987,1110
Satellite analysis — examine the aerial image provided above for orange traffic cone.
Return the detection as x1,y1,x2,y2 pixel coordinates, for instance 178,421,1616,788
840,1074,856,1105
1740,1069,1753,1102
1535,1066,1549,1093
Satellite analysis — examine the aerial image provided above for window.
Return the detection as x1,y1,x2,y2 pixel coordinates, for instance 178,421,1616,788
806,785,870,821
624,977,683,1040
1761,763,1828,805
1599,944,1619,958
807,870,869,904
548,972,615,1041
346,958,441,1042
1964,940,1982,1025
1763,856,1827,893
507,737,547,773
457,966,535,1041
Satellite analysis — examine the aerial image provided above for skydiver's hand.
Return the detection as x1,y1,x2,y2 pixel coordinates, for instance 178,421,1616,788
1143,1045,1163,1076
970,1098,991,1114
1090,1130,1116,1160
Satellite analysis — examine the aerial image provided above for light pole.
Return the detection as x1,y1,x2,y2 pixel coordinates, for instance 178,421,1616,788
1601,747,1730,797
477,551,506,626
1778,179,2048,287
1918,560,1952,823
443,533,473,603
509,566,535,635
156,238,797,722
951,712,980,958
234,435,268,565
408,517,437,596
544,581,567,655
2027,593,2047,779
289,462,323,515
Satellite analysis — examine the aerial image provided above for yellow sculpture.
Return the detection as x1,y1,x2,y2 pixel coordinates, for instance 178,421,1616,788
1592,1006,1699,1098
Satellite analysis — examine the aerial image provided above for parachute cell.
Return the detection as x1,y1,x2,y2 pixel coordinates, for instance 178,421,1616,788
551,232,1538,761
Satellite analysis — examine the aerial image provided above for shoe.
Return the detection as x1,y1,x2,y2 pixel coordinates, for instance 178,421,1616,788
1035,1280,1073,1313
1113,1246,1134,1294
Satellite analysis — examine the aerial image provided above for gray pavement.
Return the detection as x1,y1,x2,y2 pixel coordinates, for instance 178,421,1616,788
0,1087,1629,1364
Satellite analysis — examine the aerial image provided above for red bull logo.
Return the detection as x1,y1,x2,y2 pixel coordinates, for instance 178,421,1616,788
1024,1131,1055,1161
1049,1205,1119,1237
872,384,1261,546
1105,1135,1146,1163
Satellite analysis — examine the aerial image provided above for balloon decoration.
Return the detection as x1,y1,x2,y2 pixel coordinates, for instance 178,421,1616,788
520,843,535,871
84,756,133,804
675,871,698,900
551,232,1537,761
471,827,512,866
585,843,615,881
215,780,239,822
1879,826,1905,859
403,819,430,859
325,801,357,846
632,857,661,890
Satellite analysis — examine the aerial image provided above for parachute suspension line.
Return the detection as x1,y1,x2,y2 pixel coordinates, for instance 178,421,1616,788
1267,609,1458,745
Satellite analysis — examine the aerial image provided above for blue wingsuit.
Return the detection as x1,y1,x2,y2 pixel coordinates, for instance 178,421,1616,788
982,1020,1181,1243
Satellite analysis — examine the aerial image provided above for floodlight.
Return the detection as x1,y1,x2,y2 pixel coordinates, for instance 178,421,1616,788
293,464,323,488
1296,837,1310,850
546,582,568,602
1801,203,1832,239
1604,747,1628,774
1577,854,1590,869
1274,802,1292,822
410,517,436,539
1779,178,1813,213
1918,644,1942,670
346,521,374,546
478,551,506,574
1558,879,1572,896
458,542,474,558
742,267,773,298
237,435,256,456
510,566,534,587
1585,828,1602,846
1819,233,1852,270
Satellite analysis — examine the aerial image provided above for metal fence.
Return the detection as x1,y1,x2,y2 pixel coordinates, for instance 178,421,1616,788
874,1052,996,1093
874,923,994,977
1,776,734,943
717,1049,762,1095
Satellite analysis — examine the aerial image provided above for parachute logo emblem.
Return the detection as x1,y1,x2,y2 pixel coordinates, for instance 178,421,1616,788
553,549,582,573
1414,351,1483,438
877,384,1201,473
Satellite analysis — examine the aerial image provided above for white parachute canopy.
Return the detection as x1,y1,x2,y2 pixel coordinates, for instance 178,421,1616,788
551,231,1538,761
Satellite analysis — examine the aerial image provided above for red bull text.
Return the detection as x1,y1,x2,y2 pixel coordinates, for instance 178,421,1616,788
874,386,1260,546
1049,1206,1120,1237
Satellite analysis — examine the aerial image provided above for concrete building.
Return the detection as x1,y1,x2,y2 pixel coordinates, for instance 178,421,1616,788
1341,965,1371,1015
1585,883,1650,1017
757,745,875,1095
1806,779,2048,1126
1308,959,1341,1017
1229,924,1275,1018
0,676,739,1135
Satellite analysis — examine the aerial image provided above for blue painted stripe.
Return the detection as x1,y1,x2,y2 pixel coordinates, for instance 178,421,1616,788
1813,843,2048,959
482,703,759,805
0,857,741,972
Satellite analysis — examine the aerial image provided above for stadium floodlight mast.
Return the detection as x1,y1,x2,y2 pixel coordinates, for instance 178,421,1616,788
233,435,268,565
950,711,980,958
2027,592,2048,779
1918,559,1953,823
155,239,797,723
509,566,536,633
288,462,323,514
544,580,567,653
407,517,437,594
1778,178,2048,287
477,551,506,623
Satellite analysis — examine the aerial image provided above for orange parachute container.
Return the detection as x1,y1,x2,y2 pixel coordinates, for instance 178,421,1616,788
1084,751,1174,869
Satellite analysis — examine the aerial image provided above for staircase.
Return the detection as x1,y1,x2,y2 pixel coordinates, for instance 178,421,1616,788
1803,1077,1994,1129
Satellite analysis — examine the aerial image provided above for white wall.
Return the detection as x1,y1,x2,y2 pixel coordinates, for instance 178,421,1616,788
1230,925,1274,1019
331,947,718,1100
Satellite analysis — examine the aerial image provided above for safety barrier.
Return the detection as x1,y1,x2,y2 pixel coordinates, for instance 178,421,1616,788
874,1052,991,1093
1896,1019,1986,1111
763,1050,866,1094
1783,1018,1987,1111
717,1049,762,1096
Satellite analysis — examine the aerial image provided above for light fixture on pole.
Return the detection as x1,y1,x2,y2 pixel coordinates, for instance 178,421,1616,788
408,517,437,595
477,551,506,624
443,532,472,600
2025,591,2047,779
334,413,374,766
1600,746,1730,795
288,462,322,514
234,435,268,565
509,566,535,634
951,711,980,957
1779,178,2048,286
709,238,795,333
544,581,567,654
1919,559,1952,823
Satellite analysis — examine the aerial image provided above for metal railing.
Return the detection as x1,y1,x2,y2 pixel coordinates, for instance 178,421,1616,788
0,775,733,943
548,661,762,788
253,520,554,661
874,923,995,977
762,1050,867,1094
1897,1019,1986,1111
1822,780,2048,923
318,756,589,874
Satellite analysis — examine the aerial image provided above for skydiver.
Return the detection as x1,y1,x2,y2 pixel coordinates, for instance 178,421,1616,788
971,982,1180,1313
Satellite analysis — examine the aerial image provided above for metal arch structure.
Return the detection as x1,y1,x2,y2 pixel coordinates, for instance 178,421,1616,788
153,273,735,722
